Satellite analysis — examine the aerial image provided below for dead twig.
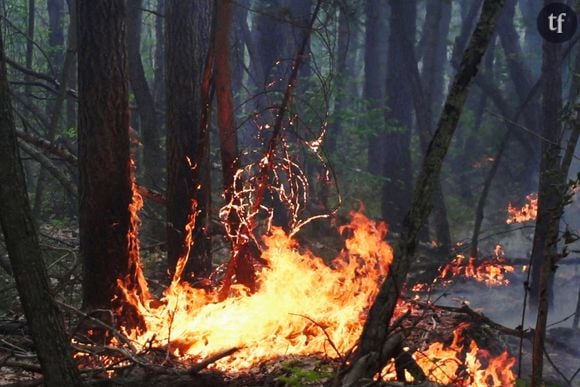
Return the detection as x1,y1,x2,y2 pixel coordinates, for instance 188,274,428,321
187,347,239,374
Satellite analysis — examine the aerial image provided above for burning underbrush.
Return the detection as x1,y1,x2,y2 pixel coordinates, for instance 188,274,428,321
69,208,520,386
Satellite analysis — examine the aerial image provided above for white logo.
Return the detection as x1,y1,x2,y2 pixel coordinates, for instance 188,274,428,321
548,12,567,33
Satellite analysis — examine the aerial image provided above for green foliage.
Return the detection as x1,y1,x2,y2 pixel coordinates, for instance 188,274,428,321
275,361,334,386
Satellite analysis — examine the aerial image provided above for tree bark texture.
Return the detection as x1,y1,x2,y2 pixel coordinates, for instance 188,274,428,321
165,0,213,276
380,0,415,233
78,0,137,309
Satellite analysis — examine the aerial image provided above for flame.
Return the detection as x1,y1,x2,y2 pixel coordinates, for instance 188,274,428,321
382,323,516,386
438,252,515,287
506,193,537,224
110,162,516,384
118,210,392,370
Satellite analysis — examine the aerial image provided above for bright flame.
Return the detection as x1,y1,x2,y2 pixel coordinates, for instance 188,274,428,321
438,253,515,287
506,193,538,224
382,323,516,386
119,211,392,370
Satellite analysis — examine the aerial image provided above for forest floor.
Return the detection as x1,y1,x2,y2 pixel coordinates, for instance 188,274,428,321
0,222,579,386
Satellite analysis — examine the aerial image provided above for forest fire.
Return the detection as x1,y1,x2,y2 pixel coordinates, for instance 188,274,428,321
111,199,517,385
117,210,392,369
506,193,538,224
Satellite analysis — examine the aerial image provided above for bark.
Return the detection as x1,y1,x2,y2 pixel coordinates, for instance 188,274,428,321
153,0,165,113
380,0,414,233
231,2,246,112
326,2,356,156
127,0,163,187
364,0,387,175
419,0,452,252
47,0,65,70
78,0,143,310
530,21,563,387
165,0,213,276
215,0,239,195
343,1,505,383
0,24,80,387
24,0,35,97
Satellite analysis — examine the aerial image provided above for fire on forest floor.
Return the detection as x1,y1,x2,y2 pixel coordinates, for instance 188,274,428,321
85,209,521,386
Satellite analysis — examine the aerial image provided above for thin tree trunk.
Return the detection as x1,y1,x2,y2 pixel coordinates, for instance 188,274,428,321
342,2,505,383
0,24,80,387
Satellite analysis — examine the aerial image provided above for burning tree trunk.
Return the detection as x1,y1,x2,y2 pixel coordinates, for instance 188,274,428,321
165,0,213,277
342,1,505,383
78,0,147,312
0,25,80,387
218,0,322,300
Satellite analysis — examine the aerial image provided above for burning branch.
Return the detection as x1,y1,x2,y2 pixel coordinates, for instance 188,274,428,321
218,0,323,300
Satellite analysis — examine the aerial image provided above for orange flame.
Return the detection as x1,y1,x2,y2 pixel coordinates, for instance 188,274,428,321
383,323,516,386
507,193,538,224
119,211,391,370
438,250,515,287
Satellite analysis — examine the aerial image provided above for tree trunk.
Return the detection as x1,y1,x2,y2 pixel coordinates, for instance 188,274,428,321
0,24,80,387
47,0,65,70
78,0,146,311
529,18,563,312
153,0,165,114
364,0,387,175
380,0,415,233
419,0,452,252
127,0,163,188
165,0,213,277
343,1,505,383
215,0,239,196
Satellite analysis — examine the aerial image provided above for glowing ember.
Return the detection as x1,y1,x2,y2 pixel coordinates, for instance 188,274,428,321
506,193,538,224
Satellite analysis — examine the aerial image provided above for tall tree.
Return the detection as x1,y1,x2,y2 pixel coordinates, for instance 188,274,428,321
364,0,387,175
127,0,163,187
165,0,213,276
215,0,239,195
78,0,145,310
381,0,415,232
342,1,505,383
419,0,452,251
0,24,80,387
